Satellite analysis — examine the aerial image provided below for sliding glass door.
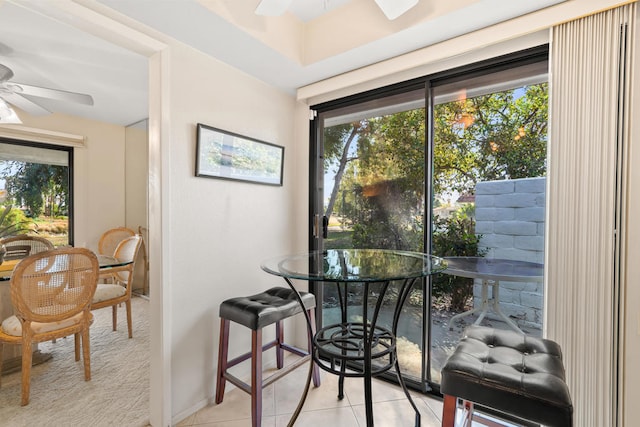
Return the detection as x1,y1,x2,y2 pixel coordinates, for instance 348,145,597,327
428,59,549,384
310,47,549,391
314,88,428,384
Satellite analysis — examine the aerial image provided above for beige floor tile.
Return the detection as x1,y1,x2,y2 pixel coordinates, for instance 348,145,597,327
176,413,196,426
351,398,442,427
190,352,449,426
421,394,444,421
341,375,410,406
193,385,275,424
275,407,359,427
274,365,351,414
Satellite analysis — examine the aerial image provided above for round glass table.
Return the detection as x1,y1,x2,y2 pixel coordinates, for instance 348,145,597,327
261,249,446,427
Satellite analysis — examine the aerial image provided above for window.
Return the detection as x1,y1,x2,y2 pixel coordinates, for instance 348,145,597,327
0,138,73,246
310,46,548,391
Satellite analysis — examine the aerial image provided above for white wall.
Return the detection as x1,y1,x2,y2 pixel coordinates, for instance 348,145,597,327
0,113,127,250
125,119,149,292
163,43,306,420
125,119,148,233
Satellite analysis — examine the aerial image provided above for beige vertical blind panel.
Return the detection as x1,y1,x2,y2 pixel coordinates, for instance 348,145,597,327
548,3,636,427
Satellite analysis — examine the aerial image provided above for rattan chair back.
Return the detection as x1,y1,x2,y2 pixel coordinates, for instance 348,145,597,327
97,227,135,256
112,235,142,285
10,247,99,324
1,235,55,261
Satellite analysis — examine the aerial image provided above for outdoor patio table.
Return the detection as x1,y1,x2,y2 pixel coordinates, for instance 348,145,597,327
261,249,446,427
442,256,544,334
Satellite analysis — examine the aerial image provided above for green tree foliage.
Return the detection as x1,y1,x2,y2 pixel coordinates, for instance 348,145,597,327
324,122,371,220
324,83,547,229
1,162,69,218
323,84,547,309
0,205,31,238
431,207,487,311
433,84,548,196
325,85,548,213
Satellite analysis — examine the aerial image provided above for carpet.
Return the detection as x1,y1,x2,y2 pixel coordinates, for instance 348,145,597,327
0,296,150,427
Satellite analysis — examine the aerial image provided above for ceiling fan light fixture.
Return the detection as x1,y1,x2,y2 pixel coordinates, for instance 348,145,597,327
0,99,21,124
374,0,419,20
255,0,293,16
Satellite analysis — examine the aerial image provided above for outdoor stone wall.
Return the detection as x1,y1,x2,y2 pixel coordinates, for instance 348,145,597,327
474,177,546,331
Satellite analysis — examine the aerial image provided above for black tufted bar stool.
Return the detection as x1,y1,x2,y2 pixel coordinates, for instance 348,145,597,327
215,287,321,427
441,325,573,427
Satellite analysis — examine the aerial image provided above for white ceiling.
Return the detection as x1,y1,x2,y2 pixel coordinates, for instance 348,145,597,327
0,0,565,127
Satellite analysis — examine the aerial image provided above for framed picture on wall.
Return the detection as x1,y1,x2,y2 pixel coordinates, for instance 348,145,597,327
195,123,284,186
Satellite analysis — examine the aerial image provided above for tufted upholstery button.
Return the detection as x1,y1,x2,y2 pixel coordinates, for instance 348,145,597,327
441,326,573,427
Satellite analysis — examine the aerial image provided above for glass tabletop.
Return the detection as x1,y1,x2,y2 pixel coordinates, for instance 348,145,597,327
443,256,544,282
0,253,131,281
261,249,446,282
96,254,132,269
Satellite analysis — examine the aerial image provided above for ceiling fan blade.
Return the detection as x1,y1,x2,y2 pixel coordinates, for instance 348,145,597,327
255,0,294,16
11,82,94,106
374,0,418,20
0,98,22,124
0,64,13,83
3,92,51,116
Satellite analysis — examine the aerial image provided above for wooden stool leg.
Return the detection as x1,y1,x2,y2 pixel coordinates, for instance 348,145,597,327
276,320,284,369
215,319,230,404
442,394,457,427
251,329,263,427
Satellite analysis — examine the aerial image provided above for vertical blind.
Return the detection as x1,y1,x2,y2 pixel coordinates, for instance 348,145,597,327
547,3,636,426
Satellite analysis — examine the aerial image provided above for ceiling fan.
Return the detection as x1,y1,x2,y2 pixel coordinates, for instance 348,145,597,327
0,63,93,123
255,0,419,21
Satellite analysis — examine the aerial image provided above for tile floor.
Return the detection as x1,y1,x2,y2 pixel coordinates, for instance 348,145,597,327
176,362,446,427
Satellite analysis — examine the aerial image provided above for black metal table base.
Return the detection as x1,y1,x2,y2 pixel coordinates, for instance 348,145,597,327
283,277,422,427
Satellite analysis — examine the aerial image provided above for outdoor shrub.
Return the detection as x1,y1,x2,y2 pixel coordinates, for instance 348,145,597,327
431,206,486,311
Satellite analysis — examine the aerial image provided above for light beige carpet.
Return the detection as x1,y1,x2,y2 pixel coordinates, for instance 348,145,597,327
0,296,150,427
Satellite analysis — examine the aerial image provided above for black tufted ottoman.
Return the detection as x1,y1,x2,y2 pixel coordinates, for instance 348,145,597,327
215,287,321,427
441,326,573,427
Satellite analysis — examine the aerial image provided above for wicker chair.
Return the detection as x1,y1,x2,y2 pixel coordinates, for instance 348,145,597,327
91,235,142,338
0,247,99,405
0,235,54,260
97,227,135,283
98,227,136,256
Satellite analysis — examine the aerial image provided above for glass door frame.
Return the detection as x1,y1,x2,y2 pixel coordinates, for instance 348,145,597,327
308,44,549,394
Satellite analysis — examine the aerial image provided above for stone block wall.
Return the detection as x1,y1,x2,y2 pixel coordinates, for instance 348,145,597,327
474,177,545,330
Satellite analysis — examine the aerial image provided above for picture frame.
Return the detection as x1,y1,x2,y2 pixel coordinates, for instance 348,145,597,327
195,123,284,186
